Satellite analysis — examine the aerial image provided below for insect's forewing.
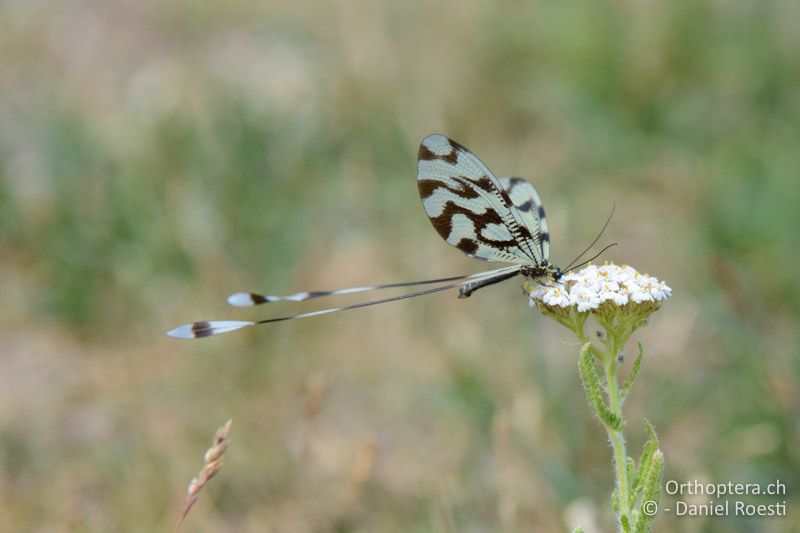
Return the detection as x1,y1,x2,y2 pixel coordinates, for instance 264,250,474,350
499,176,550,262
417,135,541,264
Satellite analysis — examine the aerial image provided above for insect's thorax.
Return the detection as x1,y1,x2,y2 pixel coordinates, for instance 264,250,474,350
521,261,562,283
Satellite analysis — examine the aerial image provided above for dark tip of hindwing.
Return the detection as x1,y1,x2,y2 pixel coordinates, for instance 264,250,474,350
228,292,270,306
250,293,267,304
191,321,215,338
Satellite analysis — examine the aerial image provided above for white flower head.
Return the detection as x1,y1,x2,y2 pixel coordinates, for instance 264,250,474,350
529,263,671,321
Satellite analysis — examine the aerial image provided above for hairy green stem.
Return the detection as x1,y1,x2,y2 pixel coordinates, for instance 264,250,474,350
574,323,642,532
604,341,631,529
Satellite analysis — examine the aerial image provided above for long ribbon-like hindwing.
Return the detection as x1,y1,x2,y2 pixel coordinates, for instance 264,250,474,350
227,273,484,307
168,267,521,339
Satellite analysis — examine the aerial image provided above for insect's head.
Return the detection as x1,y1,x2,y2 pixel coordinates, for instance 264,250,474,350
542,261,562,283
552,265,563,282
521,262,562,284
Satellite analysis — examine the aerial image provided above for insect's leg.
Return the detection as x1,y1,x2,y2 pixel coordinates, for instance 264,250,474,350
458,268,521,298
520,277,531,297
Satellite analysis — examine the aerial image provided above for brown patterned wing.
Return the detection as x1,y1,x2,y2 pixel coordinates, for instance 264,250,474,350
499,176,550,262
417,134,542,265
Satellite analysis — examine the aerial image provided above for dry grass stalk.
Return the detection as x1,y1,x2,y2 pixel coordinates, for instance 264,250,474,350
346,438,377,506
176,419,232,529
303,372,330,421
299,372,331,461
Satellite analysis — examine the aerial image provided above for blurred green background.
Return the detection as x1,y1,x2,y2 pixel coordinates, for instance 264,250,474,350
1,1,798,531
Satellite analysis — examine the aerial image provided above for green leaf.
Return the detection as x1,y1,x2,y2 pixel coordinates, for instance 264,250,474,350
626,456,635,505
620,513,632,533
578,343,623,430
632,419,660,495
621,341,644,400
634,450,664,533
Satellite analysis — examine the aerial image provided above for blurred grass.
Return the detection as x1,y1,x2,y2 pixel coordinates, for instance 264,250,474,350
1,0,799,531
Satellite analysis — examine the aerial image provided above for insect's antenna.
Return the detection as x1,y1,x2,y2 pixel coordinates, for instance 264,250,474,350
566,242,618,272
564,203,615,271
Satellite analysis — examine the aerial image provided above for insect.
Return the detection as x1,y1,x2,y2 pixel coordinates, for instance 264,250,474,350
168,134,610,339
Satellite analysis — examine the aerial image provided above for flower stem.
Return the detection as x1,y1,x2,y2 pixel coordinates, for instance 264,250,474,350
603,343,631,530
576,325,636,531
